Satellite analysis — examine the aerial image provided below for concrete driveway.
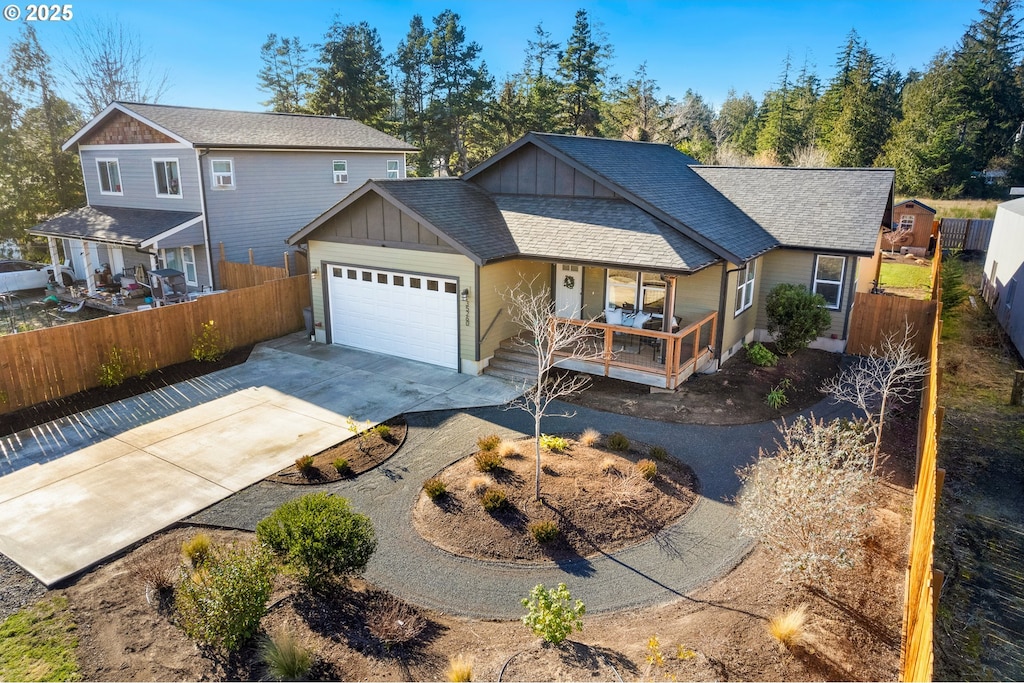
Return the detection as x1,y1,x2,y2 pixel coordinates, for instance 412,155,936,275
0,334,521,586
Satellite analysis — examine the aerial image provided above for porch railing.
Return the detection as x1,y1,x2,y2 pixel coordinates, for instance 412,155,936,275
553,311,718,389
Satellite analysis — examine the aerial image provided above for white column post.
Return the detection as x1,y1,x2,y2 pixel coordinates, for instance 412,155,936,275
47,238,61,282
82,242,96,294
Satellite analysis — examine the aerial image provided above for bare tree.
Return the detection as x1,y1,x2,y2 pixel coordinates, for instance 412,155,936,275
882,224,914,256
820,323,929,472
503,277,605,501
62,18,169,116
736,415,877,586
790,145,830,167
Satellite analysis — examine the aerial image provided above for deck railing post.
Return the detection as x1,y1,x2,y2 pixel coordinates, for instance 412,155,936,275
603,327,612,375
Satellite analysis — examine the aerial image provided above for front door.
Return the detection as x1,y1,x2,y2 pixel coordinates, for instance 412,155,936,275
554,263,583,319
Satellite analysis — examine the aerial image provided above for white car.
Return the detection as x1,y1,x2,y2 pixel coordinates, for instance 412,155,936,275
0,260,76,292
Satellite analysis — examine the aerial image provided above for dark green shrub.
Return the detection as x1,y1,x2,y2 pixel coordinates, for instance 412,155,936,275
423,477,447,500
648,445,668,461
481,487,508,512
474,449,503,472
607,432,630,451
333,458,351,476
256,493,376,588
745,342,778,367
476,434,501,451
174,542,276,652
765,378,793,410
765,283,831,355
636,459,658,480
528,520,559,543
941,251,969,316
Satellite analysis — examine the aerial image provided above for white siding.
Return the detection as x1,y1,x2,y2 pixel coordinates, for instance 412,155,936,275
984,201,1024,358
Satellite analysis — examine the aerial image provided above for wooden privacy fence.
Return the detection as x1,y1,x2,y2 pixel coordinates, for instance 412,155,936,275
846,294,937,357
900,241,944,682
219,260,289,290
938,218,993,253
0,274,311,416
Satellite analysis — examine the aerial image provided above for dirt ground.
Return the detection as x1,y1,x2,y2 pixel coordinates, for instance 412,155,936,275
566,346,841,425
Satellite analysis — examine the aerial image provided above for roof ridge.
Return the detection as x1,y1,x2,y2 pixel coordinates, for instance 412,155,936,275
118,101,356,121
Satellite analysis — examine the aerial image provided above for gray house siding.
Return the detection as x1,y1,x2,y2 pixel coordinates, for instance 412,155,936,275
471,146,620,198
79,146,202,212
204,150,406,281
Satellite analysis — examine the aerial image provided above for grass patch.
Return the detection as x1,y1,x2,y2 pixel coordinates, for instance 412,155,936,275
896,197,998,219
879,262,932,299
0,595,80,682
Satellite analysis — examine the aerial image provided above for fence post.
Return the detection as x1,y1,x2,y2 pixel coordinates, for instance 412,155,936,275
219,242,225,262
283,252,291,277
248,248,255,265
1011,370,1024,406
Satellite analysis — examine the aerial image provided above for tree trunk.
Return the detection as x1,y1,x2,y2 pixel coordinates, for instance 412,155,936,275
534,413,542,501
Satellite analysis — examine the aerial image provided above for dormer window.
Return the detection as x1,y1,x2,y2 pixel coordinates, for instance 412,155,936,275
153,159,181,198
387,159,399,179
97,159,122,195
333,160,348,184
211,159,234,189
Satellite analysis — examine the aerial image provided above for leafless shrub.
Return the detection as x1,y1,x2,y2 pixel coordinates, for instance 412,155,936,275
366,594,426,647
579,428,601,447
608,470,655,510
497,440,521,459
125,540,180,605
599,456,619,474
466,475,493,496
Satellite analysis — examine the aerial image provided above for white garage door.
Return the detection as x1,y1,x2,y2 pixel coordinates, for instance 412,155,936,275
328,266,460,369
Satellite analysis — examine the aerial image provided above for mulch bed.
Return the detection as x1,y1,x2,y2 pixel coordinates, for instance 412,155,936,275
0,345,254,437
265,416,408,484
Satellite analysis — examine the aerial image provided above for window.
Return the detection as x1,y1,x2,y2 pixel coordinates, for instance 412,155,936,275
427,279,439,291
387,159,399,179
377,273,388,284
161,247,198,286
211,159,234,189
734,261,756,315
606,270,668,316
898,214,915,230
333,160,348,184
393,275,404,286
813,255,846,310
97,159,122,195
153,159,181,197
445,282,458,294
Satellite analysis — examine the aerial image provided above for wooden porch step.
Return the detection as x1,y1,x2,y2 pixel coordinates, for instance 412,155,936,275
483,367,534,384
484,338,536,384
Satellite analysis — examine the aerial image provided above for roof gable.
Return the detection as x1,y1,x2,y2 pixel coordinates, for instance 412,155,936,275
78,109,179,146
894,199,936,214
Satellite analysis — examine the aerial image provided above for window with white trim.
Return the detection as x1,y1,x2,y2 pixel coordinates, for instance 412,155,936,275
813,255,846,310
734,260,756,315
898,214,915,230
161,246,198,286
333,160,348,184
97,159,122,195
153,159,181,197
211,159,234,189
387,159,399,179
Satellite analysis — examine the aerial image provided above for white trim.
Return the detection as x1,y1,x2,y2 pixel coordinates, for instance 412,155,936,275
62,102,191,151
734,260,755,316
387,159,400,179
152,157,183,198
194,150,215,289
79,143,191,151
210,158,235,190
95,158,123,196
197,146,414,154
79,156,92,205
813,254,846,310
333,159,349,184
181,245,198,286
139,215,205,248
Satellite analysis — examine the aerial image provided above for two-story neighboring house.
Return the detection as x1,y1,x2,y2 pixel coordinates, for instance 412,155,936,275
30,102,416,293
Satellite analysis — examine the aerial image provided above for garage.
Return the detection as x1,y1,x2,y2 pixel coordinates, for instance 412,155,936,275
328,266,460,369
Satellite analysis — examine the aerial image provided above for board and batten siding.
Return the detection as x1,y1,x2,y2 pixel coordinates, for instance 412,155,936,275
472,145,620,198
478,259,549,361
205,150,406,277
307,241,476,366
79,145,202,212
755,249,856,341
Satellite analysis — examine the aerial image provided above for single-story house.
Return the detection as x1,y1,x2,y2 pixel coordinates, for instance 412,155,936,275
982,197,1024,359
288,132,894,388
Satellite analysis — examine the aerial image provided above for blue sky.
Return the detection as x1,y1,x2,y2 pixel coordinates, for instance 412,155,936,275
1,0,984,113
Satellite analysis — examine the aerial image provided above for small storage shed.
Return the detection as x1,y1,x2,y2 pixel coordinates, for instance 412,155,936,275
892,199,937,250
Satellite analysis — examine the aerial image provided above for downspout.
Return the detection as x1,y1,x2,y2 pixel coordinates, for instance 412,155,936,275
195,149,217,289
841,255,856,340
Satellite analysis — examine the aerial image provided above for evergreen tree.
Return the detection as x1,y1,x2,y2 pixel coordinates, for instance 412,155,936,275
670,88,715,160
394,15,432,175
557,9,609,136
257,34,312,113
309,19,393,130
521,23,564,134
605,63,673,143
714,89,759,157
755,54,801,165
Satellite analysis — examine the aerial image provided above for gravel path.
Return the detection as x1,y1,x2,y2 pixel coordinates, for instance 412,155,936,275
190,398,856,620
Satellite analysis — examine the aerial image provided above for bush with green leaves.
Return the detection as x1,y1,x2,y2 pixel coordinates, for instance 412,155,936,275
481,487,508,512
940,250,969,316
423,477,447,500
476,434,501,451
765,283,831,355
173,542,276,652
765,379,793,410
181,533,212,568
191,320,229,362
636,458,658,480
294,455,314,475
256,493,376,588
521,582,585,644
98,345,140,387
607,432,630,451
648,445,668,461
333,458,352,476
539,434,569,453
373,423,392,441
474,449,503,472
745,342,778,367
528,520,559,543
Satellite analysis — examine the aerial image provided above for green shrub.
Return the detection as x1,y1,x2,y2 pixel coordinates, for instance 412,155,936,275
98,345,138,387
181,533,212,568
745,342,778,367
474,449,503,472
476,434,501,451
521,583,585,644
607,432,630,451
648,445,668,461
765,283,831,355
261,629,313,681
636,459,658,480
539,434,569,453
294,455,314,475
191,320,228,362
941,251,969,316
372,423,392,441
765,378,793,410
423,477,447,500
256,493,376,588
528,520,559,543
333,458,352,476
174,542,276,652
481,487,508,512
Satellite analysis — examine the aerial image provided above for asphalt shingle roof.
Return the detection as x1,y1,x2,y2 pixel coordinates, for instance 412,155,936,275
374,179,519,263
495,195,718,272
118,102,417,151
530,133,778,262
692,166,895,254
28,206,202,245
